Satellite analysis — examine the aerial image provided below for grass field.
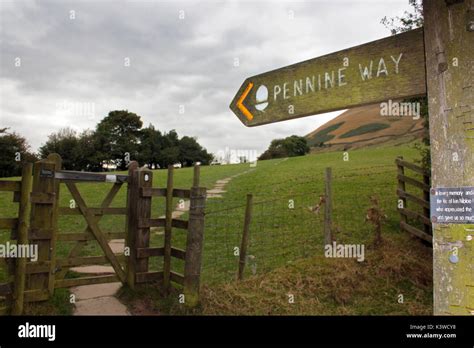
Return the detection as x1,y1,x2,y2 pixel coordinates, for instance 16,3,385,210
0,140,433,315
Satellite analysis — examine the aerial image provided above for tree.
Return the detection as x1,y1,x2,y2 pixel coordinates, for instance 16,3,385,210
178,136,213,166
74,130,104,171
259,135,310,160
138,125,163,169
160,146,180,168
39,128,80,170
95,110,143,170
0,128,37,177
380,0,423,35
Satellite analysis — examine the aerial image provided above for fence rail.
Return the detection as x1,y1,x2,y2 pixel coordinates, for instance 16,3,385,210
396,156,432,243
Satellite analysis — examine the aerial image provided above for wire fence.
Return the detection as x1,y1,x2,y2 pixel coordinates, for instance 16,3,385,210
200,163,402,285
202,190,325,284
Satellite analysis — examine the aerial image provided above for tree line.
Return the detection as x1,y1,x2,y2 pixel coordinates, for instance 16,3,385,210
0,110,213,177
258,135,310,160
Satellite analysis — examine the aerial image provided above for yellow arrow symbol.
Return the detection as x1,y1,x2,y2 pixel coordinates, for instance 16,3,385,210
236,82,254,121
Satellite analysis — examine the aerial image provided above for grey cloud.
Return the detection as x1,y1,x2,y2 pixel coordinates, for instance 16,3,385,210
0,0,411,154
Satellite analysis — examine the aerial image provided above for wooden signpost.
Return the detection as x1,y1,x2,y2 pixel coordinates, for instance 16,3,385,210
230,0,474,315
230,29,425,126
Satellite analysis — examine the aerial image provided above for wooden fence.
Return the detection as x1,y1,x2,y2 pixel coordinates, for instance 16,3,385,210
395,156,432,244
0,154,206,314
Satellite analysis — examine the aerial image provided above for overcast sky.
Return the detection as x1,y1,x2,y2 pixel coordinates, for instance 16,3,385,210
0,0,412,156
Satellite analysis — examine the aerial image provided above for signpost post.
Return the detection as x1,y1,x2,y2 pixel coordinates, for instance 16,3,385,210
230,0,474,315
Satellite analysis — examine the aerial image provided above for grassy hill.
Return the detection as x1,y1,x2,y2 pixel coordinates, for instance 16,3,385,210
306,103,425,151
119,141,432,315
1,141,432,315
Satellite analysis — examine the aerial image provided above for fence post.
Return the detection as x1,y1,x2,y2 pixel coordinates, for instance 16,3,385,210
28,154,61,297
238,194,253,281
183,186,206,307
324,167,333,246
11,163,33,315
422,172,431,235
136,168,153,276
193,164,200,187
125,161,139,289
163,165,174,292
396,156,408,224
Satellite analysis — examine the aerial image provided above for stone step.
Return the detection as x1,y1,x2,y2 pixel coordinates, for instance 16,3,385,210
74,296,129,315
71,282,122,300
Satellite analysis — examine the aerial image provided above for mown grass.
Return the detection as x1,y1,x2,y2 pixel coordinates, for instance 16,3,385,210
1,140,432,315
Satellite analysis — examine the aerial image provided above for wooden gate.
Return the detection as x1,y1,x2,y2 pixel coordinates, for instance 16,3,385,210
0,154,206,314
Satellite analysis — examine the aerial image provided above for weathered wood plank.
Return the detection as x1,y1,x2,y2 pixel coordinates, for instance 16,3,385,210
398,208,432,227
138,218,165,229
171,247,186,260
183,186,206,307
135,271,164,284
55,170,128,183
58,207,127,215
0,218,18,229
28,158,59,294
396,189,430,209
140,187,166,197
12,163,33,314
29,228,53,240
136,247,164,258
30,192,55,204
24,289,49,302
324,168,333,245
56,254,125,268
163,165,174,291
57,232,125,241
25,262,50,274
125,162,139,288
397,156,408,224
0,181,21,192
172,189,190,199
170,271,184,285
193,164,200,187
55,275,119,288
231,28,426,126
397,174,430,191
400,221,432,243
395,158,429,175
172,219,188,230
135,169,153,276
0,282,12,296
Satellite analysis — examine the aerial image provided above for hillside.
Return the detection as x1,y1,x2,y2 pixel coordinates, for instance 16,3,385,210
305,103,425,151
